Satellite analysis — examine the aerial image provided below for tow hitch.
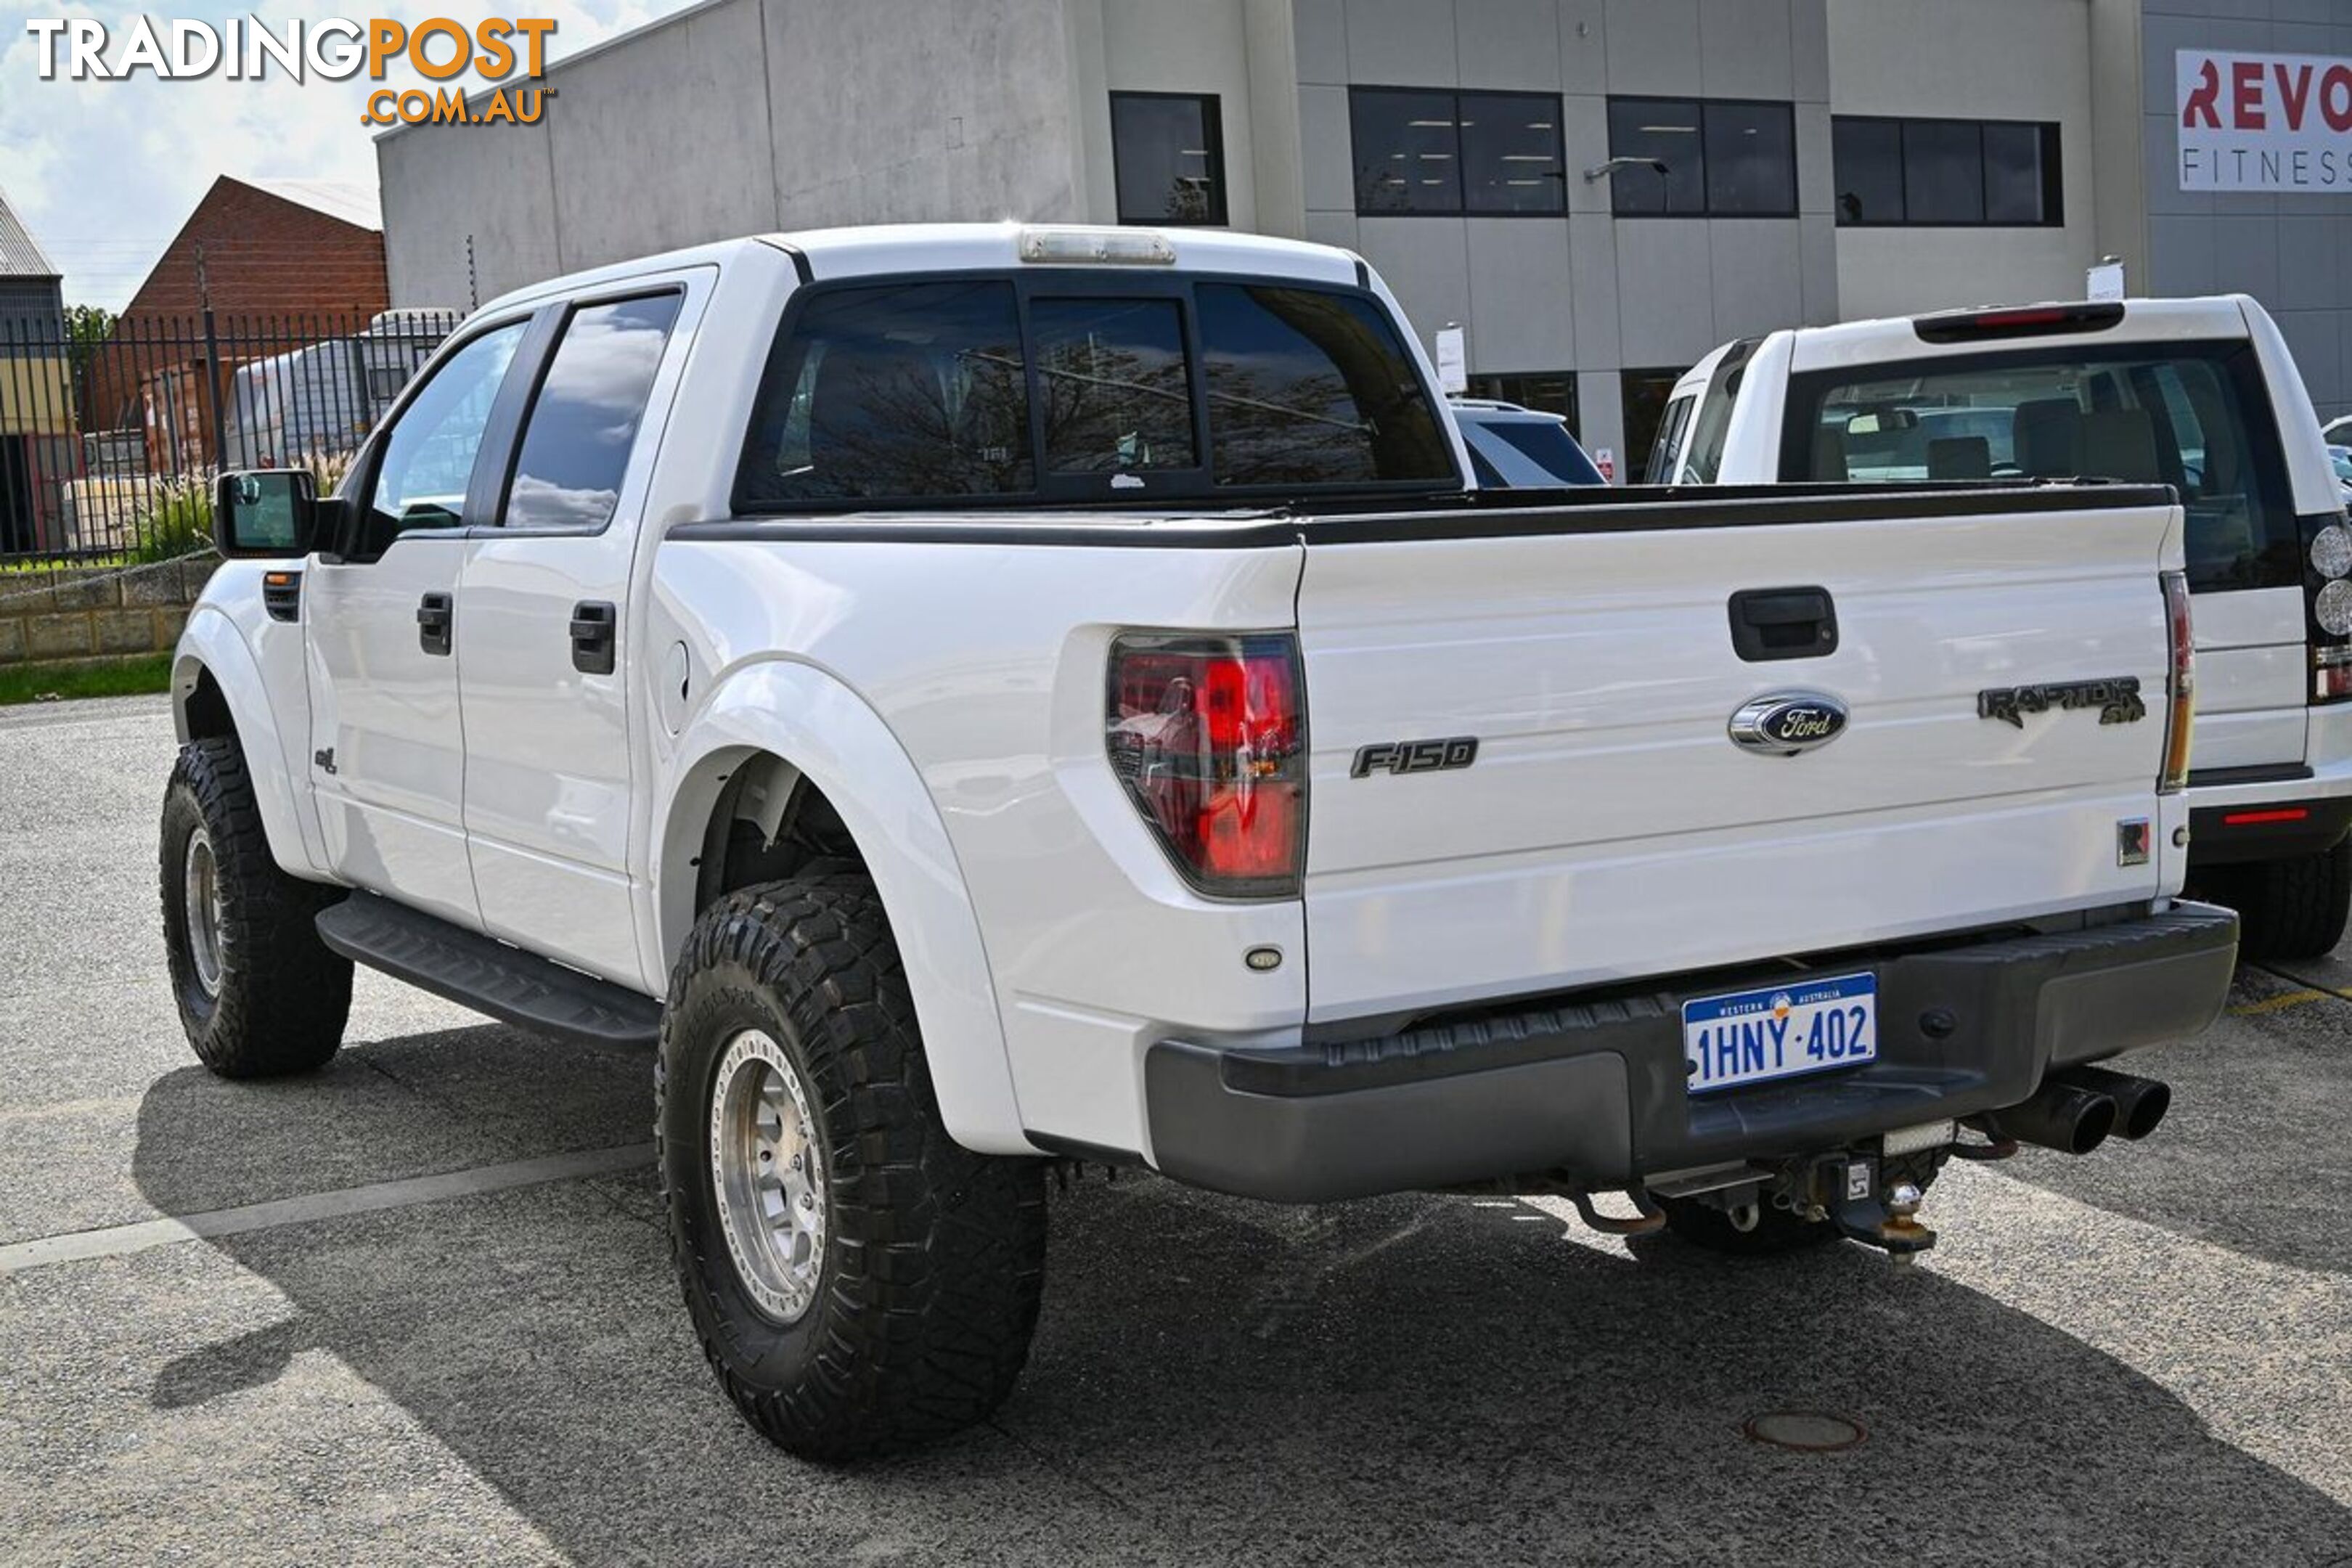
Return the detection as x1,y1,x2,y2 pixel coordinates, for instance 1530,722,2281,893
1812,1153,1935,1260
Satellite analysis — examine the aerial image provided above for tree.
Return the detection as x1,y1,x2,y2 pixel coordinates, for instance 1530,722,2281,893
61,303,115,427
63,303,115,377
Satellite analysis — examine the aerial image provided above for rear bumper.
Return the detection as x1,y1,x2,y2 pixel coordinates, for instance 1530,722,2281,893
2187,736,2352,867
2188,793,2352,865
1143,902,2239,1204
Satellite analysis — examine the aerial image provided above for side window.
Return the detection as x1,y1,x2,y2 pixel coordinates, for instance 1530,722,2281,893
1194,283,1452,486
364,321,528,550
2134,358,2277,590
1646,395,1694,484
737,280,1033,503
503,293,682,531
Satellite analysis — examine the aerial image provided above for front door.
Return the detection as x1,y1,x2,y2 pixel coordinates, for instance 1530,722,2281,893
458,285,693,987
306,317,532,928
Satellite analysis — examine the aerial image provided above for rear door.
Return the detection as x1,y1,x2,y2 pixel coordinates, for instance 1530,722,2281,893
459,282,697,987
1294,489,2182,1023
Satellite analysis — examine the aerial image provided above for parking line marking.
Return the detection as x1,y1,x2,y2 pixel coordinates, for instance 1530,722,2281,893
0,1143,654,1277
2229,989,2332,1016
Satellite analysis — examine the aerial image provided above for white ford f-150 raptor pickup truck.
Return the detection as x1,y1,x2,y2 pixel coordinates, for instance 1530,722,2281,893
162,224,2235,1460
1650,297,2352,960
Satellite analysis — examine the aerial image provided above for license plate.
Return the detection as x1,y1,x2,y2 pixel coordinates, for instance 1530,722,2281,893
1683,972,1877,1095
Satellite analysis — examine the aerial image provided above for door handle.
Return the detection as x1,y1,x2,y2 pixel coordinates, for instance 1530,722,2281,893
1728,586,1837,662
570,600,618,675
417,592,454,656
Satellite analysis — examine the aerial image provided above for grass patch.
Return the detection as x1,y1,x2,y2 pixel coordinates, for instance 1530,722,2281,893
0,555,130,576
0,653,173,706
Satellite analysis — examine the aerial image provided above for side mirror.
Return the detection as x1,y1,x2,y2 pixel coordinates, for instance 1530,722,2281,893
213,469,322,558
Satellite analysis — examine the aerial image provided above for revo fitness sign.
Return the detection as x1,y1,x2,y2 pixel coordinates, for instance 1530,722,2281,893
2177,49,2352,192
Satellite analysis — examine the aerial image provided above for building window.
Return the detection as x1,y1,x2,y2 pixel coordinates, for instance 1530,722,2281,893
1111,93,1228,226
1351,87,1567,216
1832,117,2062,226
1606,99,1797,217
1467,371,1580,433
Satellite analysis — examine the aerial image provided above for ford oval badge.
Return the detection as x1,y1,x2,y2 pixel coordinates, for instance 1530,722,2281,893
1728,692,1849,756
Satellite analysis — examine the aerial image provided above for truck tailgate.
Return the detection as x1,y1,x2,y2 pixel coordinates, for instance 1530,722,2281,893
1295,489,2185,1024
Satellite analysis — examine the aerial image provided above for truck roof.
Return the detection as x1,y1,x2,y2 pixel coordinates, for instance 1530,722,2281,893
478,222,1364,317
1780,295,2257,374
1672,295,2261,401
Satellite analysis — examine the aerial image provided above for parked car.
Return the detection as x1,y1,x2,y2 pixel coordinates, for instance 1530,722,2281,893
1655,297,2352,959
1449,396,1606,486
166,226,2233,1461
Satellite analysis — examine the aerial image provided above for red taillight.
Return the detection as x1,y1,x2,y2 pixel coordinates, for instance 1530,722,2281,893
2315,645,2352,702
1107,632,1304,897
2160,571,2194,796
2224,808,2308,826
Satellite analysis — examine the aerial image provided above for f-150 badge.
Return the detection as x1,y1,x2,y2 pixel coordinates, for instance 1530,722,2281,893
1977,677,2145,729
1351,737,1479,777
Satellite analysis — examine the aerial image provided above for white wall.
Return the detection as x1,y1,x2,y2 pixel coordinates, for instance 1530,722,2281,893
1091,0,1262,229
2139,0,2352,419
381,0,1088,306
1289,0,1836,467
1826,0,2099,321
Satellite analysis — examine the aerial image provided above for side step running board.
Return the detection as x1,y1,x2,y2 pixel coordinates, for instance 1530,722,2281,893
316,891,663,1048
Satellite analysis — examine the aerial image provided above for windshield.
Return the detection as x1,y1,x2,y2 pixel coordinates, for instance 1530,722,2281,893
1781,340,2299,592
1459,413,1604,486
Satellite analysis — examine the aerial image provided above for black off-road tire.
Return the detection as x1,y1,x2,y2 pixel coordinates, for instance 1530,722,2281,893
158,737,352,1077
657,878,1048,1461
1657,1152,1945,1258
2221,839,2352,962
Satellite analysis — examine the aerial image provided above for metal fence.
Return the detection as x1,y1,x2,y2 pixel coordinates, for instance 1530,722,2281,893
0,308,462,564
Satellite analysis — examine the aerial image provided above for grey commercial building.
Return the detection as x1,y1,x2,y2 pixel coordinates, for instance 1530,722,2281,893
378,0,2352,476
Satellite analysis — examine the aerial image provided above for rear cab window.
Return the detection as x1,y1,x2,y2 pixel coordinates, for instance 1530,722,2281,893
735,273,1455,510
1779,340,2300,592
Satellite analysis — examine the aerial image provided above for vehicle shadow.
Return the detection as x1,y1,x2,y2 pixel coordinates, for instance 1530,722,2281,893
1983,962,2352,1276
128,1034,2352,1568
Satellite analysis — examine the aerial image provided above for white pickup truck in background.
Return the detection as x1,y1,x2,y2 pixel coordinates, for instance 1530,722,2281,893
163,226,2234,1461
1652,297,2352,959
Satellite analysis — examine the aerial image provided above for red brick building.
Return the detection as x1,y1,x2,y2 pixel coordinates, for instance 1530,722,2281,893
85,178,390,461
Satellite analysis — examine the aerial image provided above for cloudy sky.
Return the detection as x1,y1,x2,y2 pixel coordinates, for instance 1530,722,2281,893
0,0,697,308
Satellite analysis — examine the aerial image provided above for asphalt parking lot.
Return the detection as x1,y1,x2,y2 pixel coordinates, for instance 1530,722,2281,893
2,694,2349,1567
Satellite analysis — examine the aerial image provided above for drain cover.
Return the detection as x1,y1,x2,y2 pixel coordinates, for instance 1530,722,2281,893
1742,1410,1866,1452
